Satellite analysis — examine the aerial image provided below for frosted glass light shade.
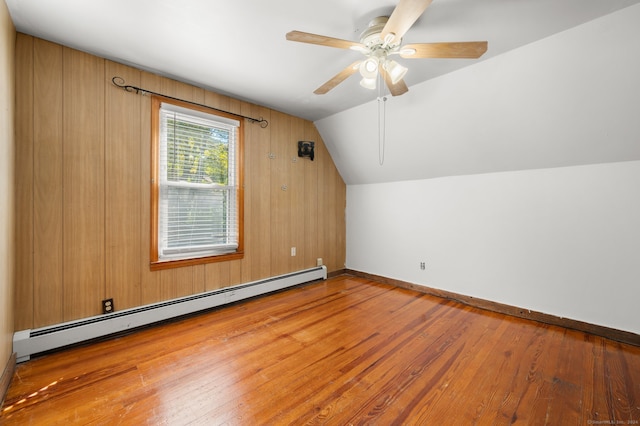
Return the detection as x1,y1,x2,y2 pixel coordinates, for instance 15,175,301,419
360,77,376,90
384,60,408,84
359,58,379,79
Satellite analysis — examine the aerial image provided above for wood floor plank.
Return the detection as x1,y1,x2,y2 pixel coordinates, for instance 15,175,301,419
275,296,460,424
511,322,566,425
603,340,639,422
407,310,514,423
337,305,475,424
543,328,589,425
589,338,615,423
2,275,640,425
232,282,451,423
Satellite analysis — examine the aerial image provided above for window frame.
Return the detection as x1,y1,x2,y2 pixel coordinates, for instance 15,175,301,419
150,95,244,270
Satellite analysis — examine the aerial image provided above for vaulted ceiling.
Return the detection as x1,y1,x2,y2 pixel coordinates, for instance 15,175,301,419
5,0,638,121
6,0,640,184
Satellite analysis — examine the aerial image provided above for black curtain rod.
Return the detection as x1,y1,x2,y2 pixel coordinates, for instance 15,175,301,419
111,76,269,128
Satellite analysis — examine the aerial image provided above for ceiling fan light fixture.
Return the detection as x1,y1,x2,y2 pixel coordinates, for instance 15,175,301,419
359,57,379,79
384,60,408,84
286,2,488,97
360,77,377,90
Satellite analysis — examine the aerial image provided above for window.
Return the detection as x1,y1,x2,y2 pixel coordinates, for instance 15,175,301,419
151,96,243,269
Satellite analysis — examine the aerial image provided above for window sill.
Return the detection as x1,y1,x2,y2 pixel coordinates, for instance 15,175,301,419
150,251,244,271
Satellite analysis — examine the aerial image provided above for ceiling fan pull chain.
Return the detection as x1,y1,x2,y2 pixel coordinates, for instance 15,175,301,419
377,73,387,166
378,97,386,166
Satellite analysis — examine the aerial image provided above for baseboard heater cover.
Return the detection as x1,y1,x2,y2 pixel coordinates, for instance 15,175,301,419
14,266,327,363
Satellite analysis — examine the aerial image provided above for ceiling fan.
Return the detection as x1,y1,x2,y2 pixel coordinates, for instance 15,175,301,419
286,0,488,96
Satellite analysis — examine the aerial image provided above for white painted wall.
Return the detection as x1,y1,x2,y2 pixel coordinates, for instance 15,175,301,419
323,6,640,334
347,161,640,334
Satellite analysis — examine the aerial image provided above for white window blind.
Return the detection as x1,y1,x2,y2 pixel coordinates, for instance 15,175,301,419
158,102,240,260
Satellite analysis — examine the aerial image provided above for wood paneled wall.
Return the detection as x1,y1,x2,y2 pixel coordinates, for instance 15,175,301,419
1,0,16,378
14,34,346,330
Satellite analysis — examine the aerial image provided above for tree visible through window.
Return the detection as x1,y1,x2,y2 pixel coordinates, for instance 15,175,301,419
151,96,244,269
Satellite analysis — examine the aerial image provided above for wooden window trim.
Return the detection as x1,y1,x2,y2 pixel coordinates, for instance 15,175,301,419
150,95,244,271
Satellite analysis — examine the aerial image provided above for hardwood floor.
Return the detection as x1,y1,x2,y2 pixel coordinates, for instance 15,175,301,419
2,275,639,425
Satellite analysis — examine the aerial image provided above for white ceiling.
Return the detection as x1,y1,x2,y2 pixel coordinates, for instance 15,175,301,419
6,0,640,186
6,0,640,122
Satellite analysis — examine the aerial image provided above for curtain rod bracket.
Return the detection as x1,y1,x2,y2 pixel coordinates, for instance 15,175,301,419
111,76,269,128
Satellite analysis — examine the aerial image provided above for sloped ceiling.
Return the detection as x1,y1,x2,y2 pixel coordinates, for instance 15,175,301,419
6,0,640,184
317,3,640,184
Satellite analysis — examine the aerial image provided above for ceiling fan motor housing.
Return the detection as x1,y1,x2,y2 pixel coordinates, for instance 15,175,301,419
358,16,405,85
360,17,401,50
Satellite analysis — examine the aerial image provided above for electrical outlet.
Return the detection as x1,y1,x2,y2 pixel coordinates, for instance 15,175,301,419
420,261,426,270
102,298,114,314
291,247,296,256
317,258,323,266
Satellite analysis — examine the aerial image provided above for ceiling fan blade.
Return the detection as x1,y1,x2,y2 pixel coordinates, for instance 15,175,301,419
314,61,362,95
286,30,364,50
380,68,409,96
381,0,433,44
400,41,488,59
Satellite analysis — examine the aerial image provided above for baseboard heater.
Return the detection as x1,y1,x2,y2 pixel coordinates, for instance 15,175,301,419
14,266,327,363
